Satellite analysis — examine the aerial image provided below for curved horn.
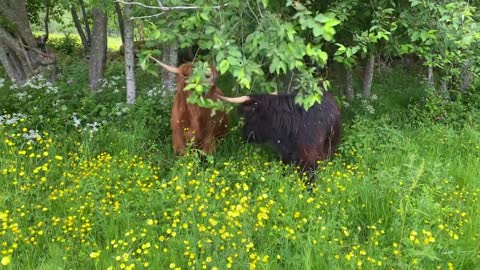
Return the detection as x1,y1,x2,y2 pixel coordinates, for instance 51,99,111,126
149,55,181,74
216,94,251,104
271,90,278,95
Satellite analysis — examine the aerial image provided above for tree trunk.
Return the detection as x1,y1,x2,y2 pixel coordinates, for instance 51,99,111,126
114,1,125,45
460,60,474,91
427,65,434,88
162,41,179,93
71,6,89,52
123,0,136,104
344,65,354,102
0,0,37,49
0,0,56,83
0,42,26,82
44,0,50,41
440,79,448,93
362,53,375,98
88,7,107,90
79,0,92,48
137,21,144,41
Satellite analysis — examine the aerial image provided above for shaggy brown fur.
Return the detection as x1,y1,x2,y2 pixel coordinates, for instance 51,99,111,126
170,63,228,155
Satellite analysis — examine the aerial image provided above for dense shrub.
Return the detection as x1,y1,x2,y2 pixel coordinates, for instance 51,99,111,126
408,88,480,128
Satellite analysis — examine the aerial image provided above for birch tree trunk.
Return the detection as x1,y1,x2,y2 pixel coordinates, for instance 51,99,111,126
362,53,375,98
88,7,107,90
123,0,136,104
162,42,179,93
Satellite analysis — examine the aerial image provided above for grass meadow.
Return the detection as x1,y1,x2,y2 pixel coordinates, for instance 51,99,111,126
34,32,123,52
1,51,479,269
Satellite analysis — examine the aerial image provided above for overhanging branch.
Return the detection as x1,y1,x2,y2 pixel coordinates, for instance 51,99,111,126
130,12,165,20
115,0,228,11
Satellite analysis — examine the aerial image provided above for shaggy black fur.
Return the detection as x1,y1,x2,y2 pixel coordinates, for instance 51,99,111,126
238,92,341,179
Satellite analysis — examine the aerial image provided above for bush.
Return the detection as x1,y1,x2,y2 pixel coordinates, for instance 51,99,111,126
48,33,82,54
408,88,480,128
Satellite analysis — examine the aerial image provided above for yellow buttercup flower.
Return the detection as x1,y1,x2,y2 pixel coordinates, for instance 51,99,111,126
1,256,11,266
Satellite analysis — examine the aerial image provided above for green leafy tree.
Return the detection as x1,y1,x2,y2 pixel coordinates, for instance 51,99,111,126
395,0,480,91
137,0,340,109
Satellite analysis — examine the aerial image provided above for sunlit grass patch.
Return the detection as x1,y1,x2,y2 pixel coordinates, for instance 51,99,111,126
33,32,122,51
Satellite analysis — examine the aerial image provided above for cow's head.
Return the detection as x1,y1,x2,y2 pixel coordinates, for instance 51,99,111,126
150,56,218,84
217,93,279,143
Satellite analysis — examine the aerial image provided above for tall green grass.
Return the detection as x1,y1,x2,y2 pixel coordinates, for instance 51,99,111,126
1,58,479,270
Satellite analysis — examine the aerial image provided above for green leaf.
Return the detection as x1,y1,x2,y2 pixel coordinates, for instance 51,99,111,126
335,44,346,55
312,25,323,37
199,11,210,21
314,14,328,23
228,48,242,58
215,51,225,63
286,24,296,41
269,57,280,74
184,83,196,91
218,60,230,74
227,56,241,66
139,55,148,71
411,0,420,7
195,84,204,93
205,26,216,35
318,51,328,64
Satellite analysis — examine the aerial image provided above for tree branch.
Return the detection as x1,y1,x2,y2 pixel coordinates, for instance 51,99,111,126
79,0,92,46
130,12,165,20
115,0,227,11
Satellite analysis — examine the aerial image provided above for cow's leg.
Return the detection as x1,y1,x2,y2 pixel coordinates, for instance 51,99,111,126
297,140,328,186
172,127,186,155
201,137,215,154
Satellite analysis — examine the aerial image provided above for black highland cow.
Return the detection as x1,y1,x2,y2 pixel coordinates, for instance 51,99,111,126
219,92,341,180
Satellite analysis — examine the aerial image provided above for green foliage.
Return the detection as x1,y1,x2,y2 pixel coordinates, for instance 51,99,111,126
139,0,343,110
134,0,480,111
408,88,480,128
397,0,480,86
26,0,70,28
